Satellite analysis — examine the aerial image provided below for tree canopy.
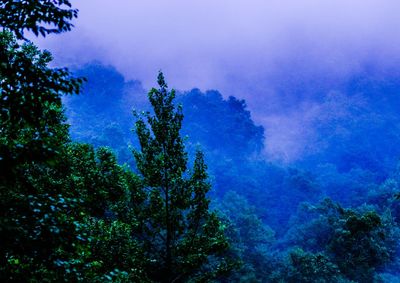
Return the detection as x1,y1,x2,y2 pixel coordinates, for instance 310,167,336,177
0,0,78,39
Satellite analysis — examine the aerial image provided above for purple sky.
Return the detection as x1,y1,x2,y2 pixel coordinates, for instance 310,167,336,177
35,0,400,161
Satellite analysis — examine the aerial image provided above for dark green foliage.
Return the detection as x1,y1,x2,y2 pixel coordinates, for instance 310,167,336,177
1,139,148,281
62,144,130,217
133,73,232,282
279,248,344,283
0,9,146,281
280,199,398,282
85,219,150,282
0,30,83,170
51,143,149,282
1,192,90,282
328,210,392,282
0,0,78,39
0,29,89,281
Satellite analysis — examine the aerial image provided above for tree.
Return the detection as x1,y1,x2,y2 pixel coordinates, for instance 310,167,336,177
279,199,397,283
0,31,83,175
0,0,78,39
217,191,275,283
133,72,232,282
328,209,394,282
0,3,97,281
279,248,345,283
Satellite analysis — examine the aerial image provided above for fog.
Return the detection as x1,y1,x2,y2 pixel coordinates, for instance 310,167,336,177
34,0,400,161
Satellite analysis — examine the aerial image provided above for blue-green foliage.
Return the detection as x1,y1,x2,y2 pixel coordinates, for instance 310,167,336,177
63,63,400,282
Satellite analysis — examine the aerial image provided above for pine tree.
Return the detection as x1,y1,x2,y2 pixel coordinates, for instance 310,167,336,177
133,72,232,282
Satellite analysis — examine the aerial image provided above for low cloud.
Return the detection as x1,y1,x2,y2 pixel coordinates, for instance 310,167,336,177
34,0,400,161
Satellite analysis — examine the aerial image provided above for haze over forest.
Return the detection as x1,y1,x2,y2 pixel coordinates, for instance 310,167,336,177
36,0,400,162
3,1,400,282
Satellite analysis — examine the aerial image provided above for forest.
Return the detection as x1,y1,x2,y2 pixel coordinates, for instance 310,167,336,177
1,1,400,282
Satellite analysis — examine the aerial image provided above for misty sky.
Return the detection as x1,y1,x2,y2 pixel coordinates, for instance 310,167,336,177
35,0,400,161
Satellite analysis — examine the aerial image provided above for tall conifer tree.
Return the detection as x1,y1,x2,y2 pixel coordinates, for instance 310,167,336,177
133,73,232,282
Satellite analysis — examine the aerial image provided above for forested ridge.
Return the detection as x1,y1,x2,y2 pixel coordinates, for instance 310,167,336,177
1,1,400,282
